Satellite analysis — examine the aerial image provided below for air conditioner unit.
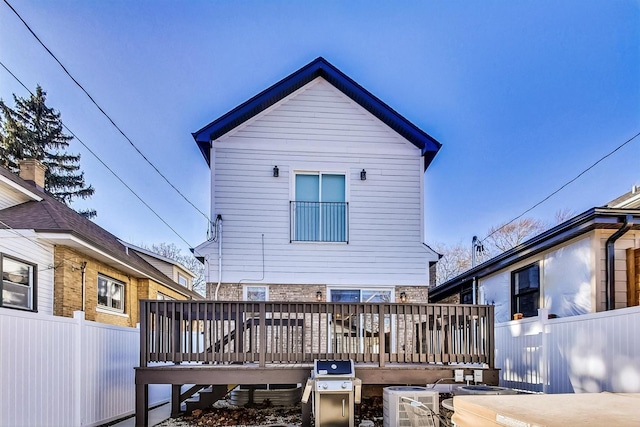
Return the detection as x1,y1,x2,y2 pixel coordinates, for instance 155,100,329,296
383,386,439,427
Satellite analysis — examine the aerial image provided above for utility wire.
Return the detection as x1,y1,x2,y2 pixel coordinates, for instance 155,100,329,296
0,60,195,249
481,129,640,243
2,0,210,222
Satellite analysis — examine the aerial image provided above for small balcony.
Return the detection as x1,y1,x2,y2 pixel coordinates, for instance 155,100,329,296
290,201,349,243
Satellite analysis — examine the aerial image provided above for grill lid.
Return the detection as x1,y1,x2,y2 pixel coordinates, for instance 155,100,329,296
314,359,354,376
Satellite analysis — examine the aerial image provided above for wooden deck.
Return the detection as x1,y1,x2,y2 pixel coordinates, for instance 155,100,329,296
135,301,498,426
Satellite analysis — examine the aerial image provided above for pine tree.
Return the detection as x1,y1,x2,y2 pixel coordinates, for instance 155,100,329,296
0,85,96,218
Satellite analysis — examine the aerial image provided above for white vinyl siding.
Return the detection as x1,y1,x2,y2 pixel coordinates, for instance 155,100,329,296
0,230,54,314
199,78,432,287
0,180,35,210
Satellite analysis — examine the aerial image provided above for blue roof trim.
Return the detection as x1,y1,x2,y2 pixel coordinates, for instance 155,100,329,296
192,57,442,169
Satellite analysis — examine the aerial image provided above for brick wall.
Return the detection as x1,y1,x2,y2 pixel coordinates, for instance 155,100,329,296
207,283,429,303
53,246,187,327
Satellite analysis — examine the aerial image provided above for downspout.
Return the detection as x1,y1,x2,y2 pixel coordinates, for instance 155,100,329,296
80,261,87,311
605,214,633,311
472,277,477,305
214,215,223,300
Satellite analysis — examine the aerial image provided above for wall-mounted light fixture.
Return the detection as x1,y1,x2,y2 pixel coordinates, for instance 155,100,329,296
360,169,367,180
273,166,279,177
399,291,407,303
316,291,323,302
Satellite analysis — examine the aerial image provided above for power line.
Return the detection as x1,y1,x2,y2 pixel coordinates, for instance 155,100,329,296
2,0,210,223
0,60,195,249
481,129,640,243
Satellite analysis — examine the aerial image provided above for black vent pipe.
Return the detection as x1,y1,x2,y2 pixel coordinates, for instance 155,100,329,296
605,214,634,311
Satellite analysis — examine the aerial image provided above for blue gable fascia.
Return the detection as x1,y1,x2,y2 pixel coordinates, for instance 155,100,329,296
192,57,442,169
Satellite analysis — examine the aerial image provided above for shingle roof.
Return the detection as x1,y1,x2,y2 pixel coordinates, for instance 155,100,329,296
192,57,442,170
0,167,202,299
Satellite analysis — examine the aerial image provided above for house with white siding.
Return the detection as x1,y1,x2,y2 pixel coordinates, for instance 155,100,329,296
429,206,640,323
192,57,442,304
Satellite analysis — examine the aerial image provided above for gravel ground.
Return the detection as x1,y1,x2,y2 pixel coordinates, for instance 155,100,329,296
155,396,385,427
155,394,453,427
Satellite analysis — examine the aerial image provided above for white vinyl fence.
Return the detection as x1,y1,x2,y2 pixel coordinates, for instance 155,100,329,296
0,309,170,427
495,306,640,394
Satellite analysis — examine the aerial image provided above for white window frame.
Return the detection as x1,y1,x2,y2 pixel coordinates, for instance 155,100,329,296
327,287,396,353
291,169,349,243
243,285,269,301
177,272,188,287
0,253,36,311
157,292,175,301
97,275,125,313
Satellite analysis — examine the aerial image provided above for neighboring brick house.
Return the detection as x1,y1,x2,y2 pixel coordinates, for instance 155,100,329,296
191,57,442,306
0,160,202,327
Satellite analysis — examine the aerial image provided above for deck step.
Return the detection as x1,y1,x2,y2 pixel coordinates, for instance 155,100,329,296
184,385,229,413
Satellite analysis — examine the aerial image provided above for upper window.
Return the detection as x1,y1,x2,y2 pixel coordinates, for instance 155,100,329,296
511,263,540,318
177,273,188,287
97,275,125,313
244,285,268,301
1,254,36,311
291,173,348,242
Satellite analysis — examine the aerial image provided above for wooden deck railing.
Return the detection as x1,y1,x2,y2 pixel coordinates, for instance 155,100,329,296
139,301,494,368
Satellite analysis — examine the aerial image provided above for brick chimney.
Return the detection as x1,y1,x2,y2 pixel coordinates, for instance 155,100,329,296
19,158,46,190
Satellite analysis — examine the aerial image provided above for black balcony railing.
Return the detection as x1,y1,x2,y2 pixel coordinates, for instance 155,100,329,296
290,201,349,243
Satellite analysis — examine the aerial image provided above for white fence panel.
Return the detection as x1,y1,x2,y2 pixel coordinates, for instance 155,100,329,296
0,308,170,427
495,306,640,394
0,308,77,426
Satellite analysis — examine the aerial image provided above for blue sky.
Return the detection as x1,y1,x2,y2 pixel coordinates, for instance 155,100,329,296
1,0,639,255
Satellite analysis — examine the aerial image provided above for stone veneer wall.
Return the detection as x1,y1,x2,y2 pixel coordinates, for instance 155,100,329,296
207,283,429,303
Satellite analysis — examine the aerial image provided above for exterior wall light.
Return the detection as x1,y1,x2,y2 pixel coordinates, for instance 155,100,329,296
316,291,323,302
399,291,407,303
273,166,279,177
360,169,366,180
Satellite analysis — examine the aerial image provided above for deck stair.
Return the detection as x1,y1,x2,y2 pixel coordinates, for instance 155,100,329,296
178,384,230,414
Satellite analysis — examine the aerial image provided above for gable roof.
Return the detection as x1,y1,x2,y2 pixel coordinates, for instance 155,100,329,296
192,57,442,170
428,207,640,302
119,241,195,278
607,185,640,208
0,168,202,300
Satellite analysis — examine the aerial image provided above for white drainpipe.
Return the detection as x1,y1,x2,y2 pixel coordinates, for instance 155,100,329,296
214,215,223,300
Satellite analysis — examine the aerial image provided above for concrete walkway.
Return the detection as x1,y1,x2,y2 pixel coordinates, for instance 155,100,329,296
110,403,171,427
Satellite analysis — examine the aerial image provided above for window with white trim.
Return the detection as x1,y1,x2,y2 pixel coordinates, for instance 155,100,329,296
97,275,125,313
1,254,36,311
177,273,188,287
291,173,347,242
244,285,268,301
329,288,392,353
157,292,175,300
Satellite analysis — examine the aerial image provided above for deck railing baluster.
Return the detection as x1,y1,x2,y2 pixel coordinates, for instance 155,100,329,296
138,300,495,368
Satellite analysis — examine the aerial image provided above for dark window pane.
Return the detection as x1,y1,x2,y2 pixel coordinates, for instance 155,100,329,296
331,290,360,302
516,292,539,317
97,277,109,307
